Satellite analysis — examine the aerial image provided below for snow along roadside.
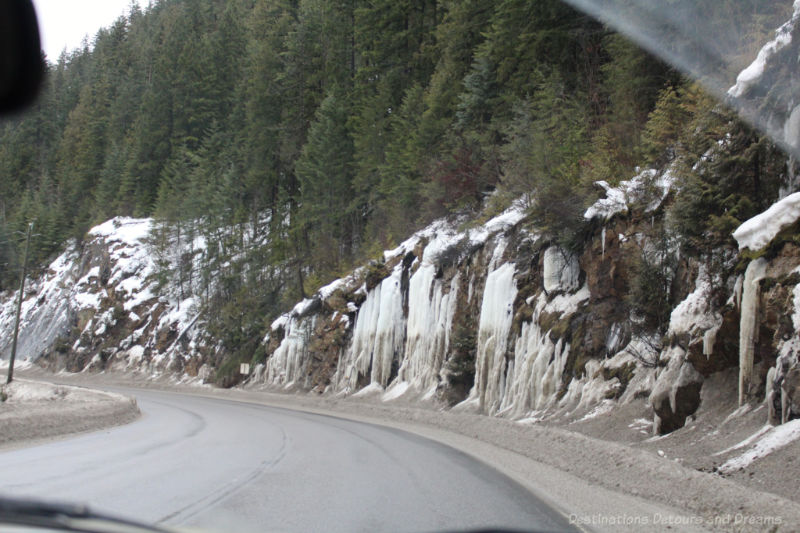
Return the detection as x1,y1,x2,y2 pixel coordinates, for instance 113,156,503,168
0,379,140,449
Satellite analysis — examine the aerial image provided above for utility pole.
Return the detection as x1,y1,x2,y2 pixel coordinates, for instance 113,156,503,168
7,222,32,385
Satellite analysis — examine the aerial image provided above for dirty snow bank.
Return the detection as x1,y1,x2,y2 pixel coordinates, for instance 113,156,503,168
0,379,139,446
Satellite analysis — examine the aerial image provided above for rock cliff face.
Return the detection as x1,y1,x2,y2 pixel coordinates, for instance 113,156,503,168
258,195,633,420
257,165,800,433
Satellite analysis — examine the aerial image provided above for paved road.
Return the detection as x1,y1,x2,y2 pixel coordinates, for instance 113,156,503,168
0,388,576,532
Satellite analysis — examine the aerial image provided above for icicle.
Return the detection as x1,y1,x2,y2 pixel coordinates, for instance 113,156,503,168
266,315,315,387
369,267,406,387
335,282,383,391
703,324,721,358
499,294,571,418
733,274,744,310
472,262,517,414
605,322,622,356
488,238,508,271
333,266,405,392
739,258,767,406
601,226,606,259
397,266,459,391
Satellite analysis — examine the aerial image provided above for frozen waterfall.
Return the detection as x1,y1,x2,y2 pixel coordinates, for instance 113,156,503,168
266,315,315,388
500,295,570,417
471,262,518,414
396,264,459,395
334,266,405,392
739,258,767,406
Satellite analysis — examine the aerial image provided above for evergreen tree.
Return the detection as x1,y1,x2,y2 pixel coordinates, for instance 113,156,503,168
295,88,356,273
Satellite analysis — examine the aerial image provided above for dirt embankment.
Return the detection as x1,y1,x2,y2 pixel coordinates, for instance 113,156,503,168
0,378,140,448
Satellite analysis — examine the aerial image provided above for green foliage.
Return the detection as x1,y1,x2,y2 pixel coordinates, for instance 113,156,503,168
295,88,356,273
499,75,591,250
641,84,693,165
625,225,679,342
363,261,389,291
582,34,676,185
668,93,786,255
443,316,477,405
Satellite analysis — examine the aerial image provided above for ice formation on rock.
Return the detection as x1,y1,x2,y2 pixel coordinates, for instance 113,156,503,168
335,266,405,392
265,315,315,388
396,264,459,395
667,266,722,351
542,246,580,293
739,258,767,406
471,262,518,414
501,297,570,417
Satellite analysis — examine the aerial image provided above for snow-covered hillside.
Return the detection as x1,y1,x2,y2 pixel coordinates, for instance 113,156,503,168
0,217,207,379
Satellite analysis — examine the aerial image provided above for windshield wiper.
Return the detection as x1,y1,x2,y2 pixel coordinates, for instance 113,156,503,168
0,496,171,532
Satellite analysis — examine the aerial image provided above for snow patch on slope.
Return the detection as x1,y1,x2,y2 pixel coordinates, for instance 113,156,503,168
383,201,527,264
0,216,207,374
718,419,800,473
0,247,80,363
584,168,676,221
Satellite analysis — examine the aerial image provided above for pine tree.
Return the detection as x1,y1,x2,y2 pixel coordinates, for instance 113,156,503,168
295,88,356,273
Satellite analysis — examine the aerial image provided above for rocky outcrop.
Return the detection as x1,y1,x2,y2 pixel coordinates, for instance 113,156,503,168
254,190,676,429
254,156,800,435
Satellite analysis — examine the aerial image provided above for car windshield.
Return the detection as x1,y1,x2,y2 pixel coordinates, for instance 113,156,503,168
1,1,799,532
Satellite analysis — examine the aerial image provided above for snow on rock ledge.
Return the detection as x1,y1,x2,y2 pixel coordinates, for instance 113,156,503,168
728,1,800,99
732,192,800,251
584,168,676,222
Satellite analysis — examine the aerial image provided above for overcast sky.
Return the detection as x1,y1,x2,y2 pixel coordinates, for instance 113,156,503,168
31,0,148,62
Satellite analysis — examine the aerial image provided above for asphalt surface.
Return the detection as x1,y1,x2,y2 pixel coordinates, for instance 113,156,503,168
0,388,576,532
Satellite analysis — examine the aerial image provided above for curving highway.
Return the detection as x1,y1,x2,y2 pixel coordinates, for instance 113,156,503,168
0,388,576,532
